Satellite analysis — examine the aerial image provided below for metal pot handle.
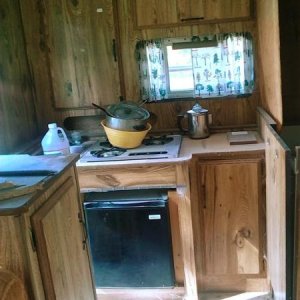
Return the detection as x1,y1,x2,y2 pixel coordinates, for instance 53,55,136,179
177,113,188,133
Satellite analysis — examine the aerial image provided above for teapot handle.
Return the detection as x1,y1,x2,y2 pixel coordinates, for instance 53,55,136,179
177,113,188,133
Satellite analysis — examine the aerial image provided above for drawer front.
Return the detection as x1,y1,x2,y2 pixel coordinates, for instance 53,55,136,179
78,164,176,191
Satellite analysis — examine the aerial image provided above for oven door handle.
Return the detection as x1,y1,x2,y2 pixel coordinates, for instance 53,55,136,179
84,200,167,209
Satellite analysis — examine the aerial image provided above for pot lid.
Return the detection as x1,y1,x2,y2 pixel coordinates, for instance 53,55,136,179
107,102,150,120
187,102,208,115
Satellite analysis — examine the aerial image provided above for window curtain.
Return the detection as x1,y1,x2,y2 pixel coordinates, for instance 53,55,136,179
136,33,254,101
192,33,254,98
136,40,169,101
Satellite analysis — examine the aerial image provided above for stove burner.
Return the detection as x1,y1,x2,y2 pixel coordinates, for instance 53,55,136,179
90,148,126,158
143,135,174,146
98,140,114,148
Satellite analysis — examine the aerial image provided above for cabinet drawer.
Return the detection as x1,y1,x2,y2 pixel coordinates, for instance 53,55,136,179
78,164,177,191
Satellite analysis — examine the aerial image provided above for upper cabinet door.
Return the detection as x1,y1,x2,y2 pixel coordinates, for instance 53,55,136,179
45,0,120,109
175,0,205,22
134,0,251,28
134,0,178,27
205,0,252,20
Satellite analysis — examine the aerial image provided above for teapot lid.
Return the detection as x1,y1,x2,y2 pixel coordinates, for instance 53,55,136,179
188,102,208,115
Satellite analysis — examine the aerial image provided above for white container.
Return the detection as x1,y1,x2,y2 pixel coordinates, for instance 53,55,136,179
41,123,70,155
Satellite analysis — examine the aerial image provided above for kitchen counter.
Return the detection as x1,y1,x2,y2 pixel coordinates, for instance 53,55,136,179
76,131,265,168
0,132,265,214
0,154,79,215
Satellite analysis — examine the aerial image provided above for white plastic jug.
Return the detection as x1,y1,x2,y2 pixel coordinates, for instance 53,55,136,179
41,123,70,155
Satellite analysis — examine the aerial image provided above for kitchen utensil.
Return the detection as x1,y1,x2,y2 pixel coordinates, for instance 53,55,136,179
101,120,151,148
92,103,114,117
177,102,210,139
106,102,150,131
93,102,150,131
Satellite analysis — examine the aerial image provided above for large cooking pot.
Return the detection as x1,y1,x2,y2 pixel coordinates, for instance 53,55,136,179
92,102,150,131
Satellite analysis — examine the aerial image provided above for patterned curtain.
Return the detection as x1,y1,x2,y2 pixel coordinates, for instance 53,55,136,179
136,40,168,101
192,33,254,98
136,33,254,101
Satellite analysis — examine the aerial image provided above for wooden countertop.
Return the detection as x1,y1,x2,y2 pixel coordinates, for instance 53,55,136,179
76,132,265,168
0,154,79,216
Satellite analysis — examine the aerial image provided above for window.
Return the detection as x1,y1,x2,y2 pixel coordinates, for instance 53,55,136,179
136,33,255,101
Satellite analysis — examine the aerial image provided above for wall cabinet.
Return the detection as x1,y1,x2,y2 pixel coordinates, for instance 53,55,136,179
134,0,251,28
190,153,266,291
42,0,120,109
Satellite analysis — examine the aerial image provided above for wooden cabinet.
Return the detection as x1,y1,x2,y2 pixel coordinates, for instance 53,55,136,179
43,0,120,109
0,164,95,300
258,110,296,300
30,174,94,300
134,0,251,28
190,153,266,291
205,0,251,21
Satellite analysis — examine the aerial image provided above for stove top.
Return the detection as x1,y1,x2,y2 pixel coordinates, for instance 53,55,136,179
79,135,182,163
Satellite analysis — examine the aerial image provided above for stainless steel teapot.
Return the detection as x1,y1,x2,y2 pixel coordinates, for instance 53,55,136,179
177,102,210,139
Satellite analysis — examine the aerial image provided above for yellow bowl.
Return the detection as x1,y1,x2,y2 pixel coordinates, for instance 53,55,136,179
101,120,151,149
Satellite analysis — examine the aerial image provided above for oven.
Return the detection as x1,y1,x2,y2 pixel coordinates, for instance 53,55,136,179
83,189,175,288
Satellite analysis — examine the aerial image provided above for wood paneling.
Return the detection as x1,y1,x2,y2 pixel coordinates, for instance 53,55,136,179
168,190,185,284
0,0,38,154
78,164,176,191
190,154,267,292
134,0,251,28
0,216,32,297
134,0,178,27
176,162,198,299
205,0,251,20
31,176,94,300
259,111,290,299
44,0,120,109
256,0,283,126
19,0,118,134
117,0,260,131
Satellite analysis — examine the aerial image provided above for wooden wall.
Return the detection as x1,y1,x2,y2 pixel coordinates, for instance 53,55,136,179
256,0,282,127
0,0,38,154
0,0,273,152
117,0,260,131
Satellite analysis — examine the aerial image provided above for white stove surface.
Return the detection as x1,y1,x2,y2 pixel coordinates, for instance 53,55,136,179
79,134,182,163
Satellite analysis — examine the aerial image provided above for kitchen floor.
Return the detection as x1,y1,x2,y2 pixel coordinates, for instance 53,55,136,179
96,288,272,300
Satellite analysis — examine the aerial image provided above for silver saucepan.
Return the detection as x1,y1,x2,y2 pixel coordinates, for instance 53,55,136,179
92,102,150,131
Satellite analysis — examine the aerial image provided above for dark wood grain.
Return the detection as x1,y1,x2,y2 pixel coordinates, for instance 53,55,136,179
0,0,38,154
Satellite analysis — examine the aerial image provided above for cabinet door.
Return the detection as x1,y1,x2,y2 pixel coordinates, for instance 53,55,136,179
264,125,290,299
175,0,205,22
192,157,265,290
134,0,250,28
134,0,178,27
205,0,251,21
45,0,120,108
31,176,94,300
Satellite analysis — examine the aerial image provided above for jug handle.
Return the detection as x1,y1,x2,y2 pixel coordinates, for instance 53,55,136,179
57,127,69,143
177,113,188,133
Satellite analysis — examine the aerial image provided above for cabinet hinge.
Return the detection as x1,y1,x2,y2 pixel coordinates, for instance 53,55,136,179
30,228,37,252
